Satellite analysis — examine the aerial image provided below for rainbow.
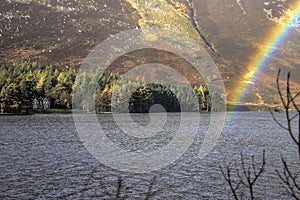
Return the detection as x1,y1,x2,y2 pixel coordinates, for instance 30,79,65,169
231,1,300,105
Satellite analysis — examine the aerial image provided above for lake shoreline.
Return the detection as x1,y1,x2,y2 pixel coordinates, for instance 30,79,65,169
0,104,283,115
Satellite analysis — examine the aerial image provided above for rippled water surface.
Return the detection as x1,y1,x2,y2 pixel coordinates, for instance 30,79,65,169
0,112,299,199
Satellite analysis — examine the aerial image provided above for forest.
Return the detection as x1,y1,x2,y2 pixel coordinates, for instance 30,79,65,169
0,62,212,114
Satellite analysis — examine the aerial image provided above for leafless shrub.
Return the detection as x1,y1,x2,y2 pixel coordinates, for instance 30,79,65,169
220,150,266,200
275,156,300,200
114,176,156,200
114,176,123,200
144,176,157,200
270,69,300,157
269,69,300,199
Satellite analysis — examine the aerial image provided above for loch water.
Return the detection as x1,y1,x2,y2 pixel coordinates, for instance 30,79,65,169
0,112,299,199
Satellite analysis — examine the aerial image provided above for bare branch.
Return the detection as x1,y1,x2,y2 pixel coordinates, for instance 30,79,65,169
270,69,300,156
240,152,248,183
145,176,157,200
114,176,123,200
252,155,257,176
293,92,300,100
113,176,157,200
291,92,300,111
276,156,300,200
277,69,287,108
220,151,266,200
251,150,266,184
290,113,299,121
219,164,240,200
270,109,289,131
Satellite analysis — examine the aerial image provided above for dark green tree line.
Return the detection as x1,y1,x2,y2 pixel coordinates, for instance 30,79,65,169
0,62,76,113
0,62,215,114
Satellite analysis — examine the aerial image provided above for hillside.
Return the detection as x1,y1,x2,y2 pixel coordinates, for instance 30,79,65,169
1,0,300,105
0,0,140,66
194,0,300,104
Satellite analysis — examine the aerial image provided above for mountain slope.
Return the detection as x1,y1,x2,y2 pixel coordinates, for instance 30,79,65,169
193,0,300,104
0,0,140,66
1,0,299,105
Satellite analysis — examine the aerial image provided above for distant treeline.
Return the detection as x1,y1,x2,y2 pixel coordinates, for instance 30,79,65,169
0,62,76,114
0,62,218,114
